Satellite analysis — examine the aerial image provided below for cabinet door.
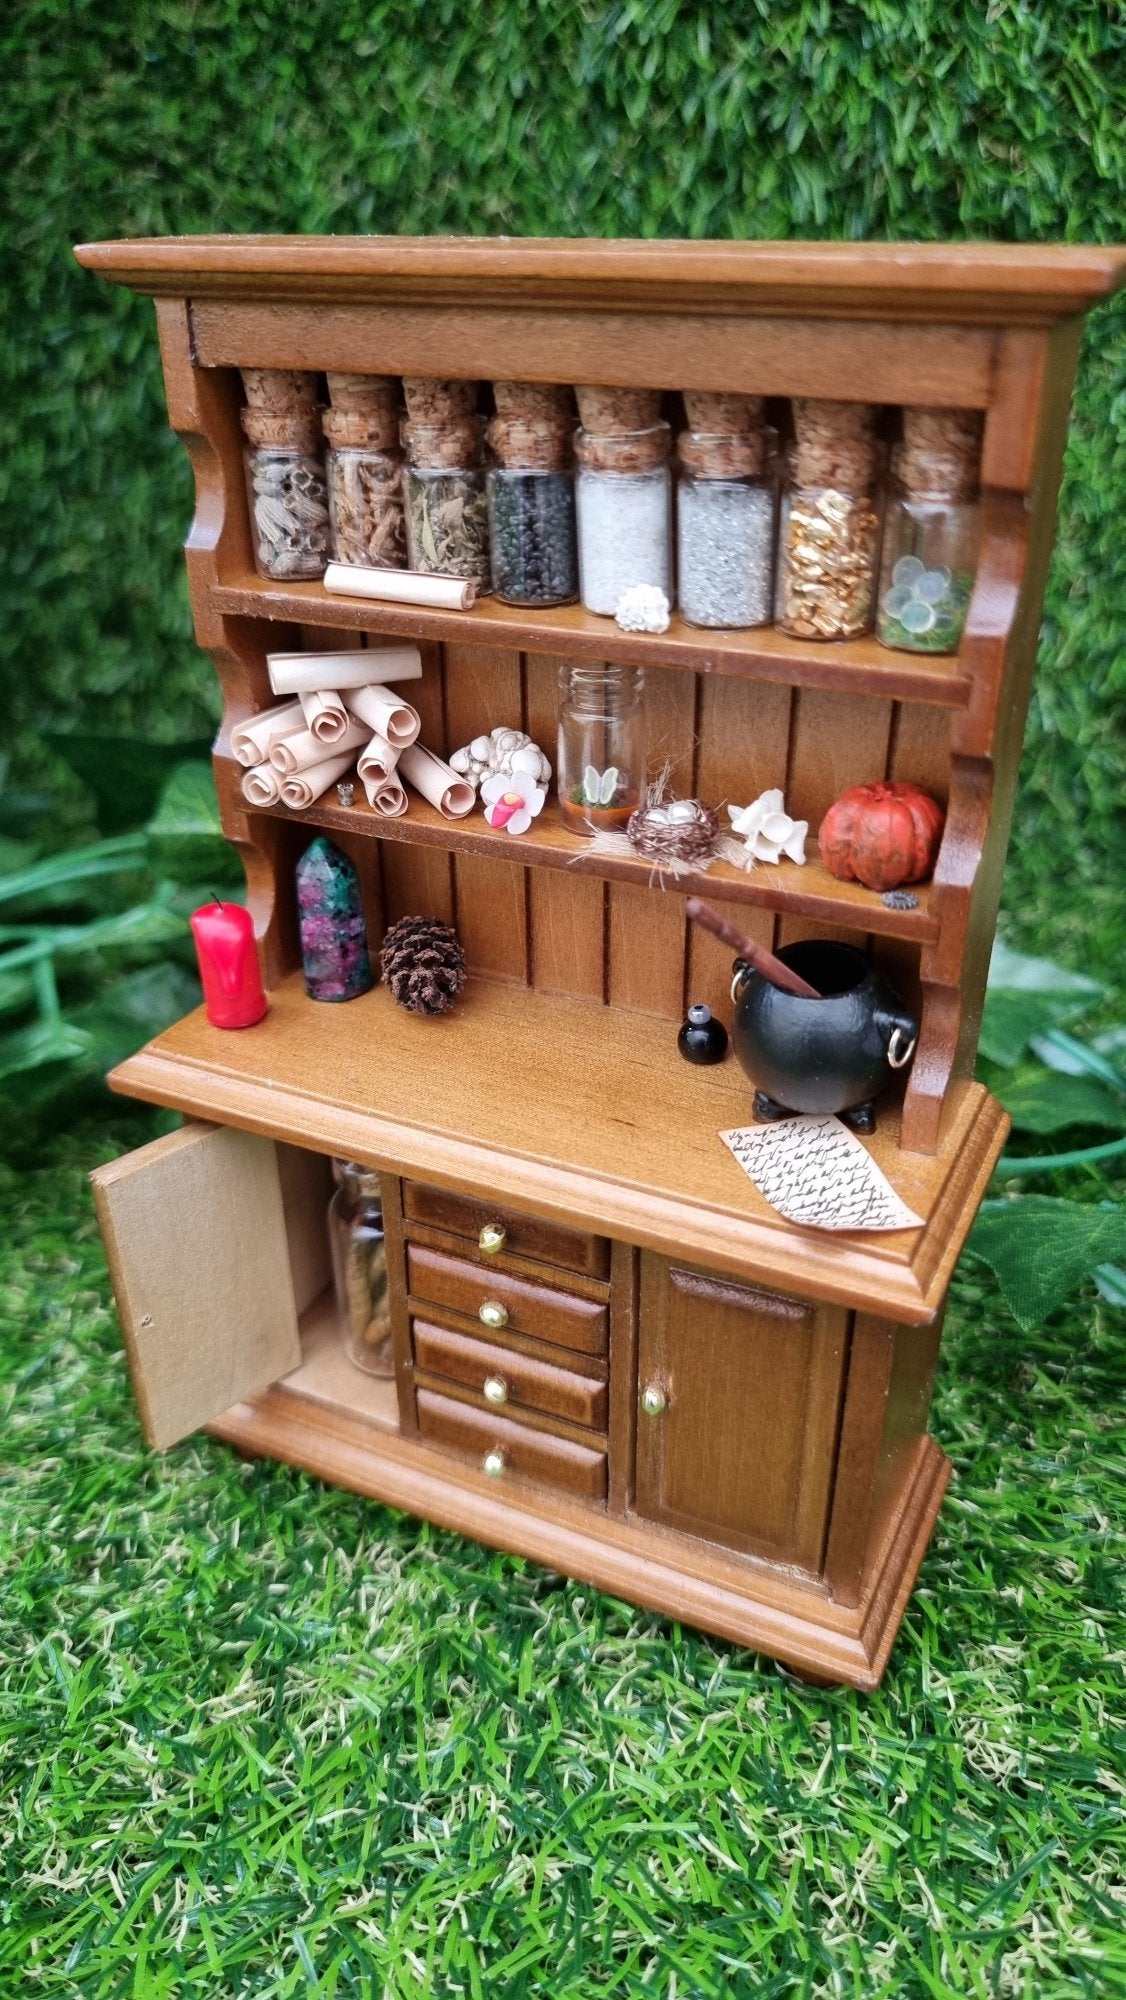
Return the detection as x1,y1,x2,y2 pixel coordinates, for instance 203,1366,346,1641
91,1124,302,1450
634,1256,849,1570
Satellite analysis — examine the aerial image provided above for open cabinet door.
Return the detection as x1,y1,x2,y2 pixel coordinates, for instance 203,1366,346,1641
91,1123,303,1449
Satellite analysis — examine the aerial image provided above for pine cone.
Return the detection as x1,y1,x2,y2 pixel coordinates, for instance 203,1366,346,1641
380,915,467,1016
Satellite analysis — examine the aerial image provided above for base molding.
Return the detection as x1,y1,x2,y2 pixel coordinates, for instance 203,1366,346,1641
207,1385,950,1690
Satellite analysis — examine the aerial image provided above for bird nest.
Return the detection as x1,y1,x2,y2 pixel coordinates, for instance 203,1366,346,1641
626,799,720,873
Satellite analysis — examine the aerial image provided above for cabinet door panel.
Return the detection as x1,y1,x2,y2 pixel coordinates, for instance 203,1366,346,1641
634,1256,848,1570
91,1123,301,1450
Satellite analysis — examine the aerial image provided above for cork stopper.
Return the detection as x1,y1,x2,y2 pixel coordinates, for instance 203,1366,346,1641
402,414,484,471
241,405,322,453
682,391,764,432
493,381,574,423
575,422,670,474
402,377,478,424
575,385,662,433
791,399,878,488
678,429,768,479
240,368,320,414
322,404,401,452
487,411,572,471
325,372,399,420
899,408,982,500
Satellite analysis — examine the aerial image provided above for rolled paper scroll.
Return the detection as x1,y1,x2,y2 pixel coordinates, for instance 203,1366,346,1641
358,733,401,785
299,687,350,743
279,750,357,811
241,763,282,807
324,562,477,612
267,646,424,695
230,700,304,767
269,716,370,775
360,768,409,818
344,683,421,749
398,743,476,819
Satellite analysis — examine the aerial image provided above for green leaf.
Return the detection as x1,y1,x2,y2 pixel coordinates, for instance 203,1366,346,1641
146,761,239,884
47,736,215,836
964,1198,1126,1332
0,1015,94,1081
1029,1028,1126,1092
0,834,147,908
980,941,1104,1067
1093,1263,1126,1307
991,1065,1126,1134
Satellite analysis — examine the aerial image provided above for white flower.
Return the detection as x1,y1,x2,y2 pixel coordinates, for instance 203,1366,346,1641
482,767,546,836
727,789,808,865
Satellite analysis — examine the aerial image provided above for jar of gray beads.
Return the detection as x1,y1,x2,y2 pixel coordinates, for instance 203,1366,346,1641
676,393,776,630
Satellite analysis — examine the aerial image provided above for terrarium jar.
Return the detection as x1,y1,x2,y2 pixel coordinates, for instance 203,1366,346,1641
241,407,330,581
328,1158,394,1378
775,401,882,641
402,416,491,593
557,661,646,835
876,410,982,654
677,431,776,629
575,424,672,616
323,404,406,572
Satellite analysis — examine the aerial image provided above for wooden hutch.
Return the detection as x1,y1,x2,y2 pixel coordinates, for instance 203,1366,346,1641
77,237,1126,1688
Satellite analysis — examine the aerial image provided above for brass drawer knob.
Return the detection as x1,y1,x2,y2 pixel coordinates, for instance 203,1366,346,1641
479,1300,509,1329
482,1374,509,1406
479,1223,507,1255
641,1384,667,1417
482,1447,506,1479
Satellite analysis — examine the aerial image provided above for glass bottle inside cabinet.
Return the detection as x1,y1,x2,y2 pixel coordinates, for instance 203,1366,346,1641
328,1159,394,1378
876,410,982,654
775,399,882,641
557,661,646,835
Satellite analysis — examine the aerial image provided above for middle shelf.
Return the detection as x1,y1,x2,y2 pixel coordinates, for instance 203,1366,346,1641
227,764,940,944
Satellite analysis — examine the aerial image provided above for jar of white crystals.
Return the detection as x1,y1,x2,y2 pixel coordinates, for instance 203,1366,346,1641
575,423,672,616
677,428,776,629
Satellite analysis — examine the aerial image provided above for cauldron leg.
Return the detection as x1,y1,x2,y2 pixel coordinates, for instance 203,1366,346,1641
841,1099,876,1135
753,1090,794,1123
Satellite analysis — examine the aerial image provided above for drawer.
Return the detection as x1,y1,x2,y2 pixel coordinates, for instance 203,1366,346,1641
417,1388,607,1500
412,1318,608,1431
407,1244,608,1355
403,1183,609,1280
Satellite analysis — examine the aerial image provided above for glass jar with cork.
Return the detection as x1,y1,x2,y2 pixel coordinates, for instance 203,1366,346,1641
574,386,672,616
323,373,407,572
876,410,982,654
677,392,776,629
240,368,330,581
775,400,883,641
328,1158,394,1379
401,378,491,594
486,381,578,606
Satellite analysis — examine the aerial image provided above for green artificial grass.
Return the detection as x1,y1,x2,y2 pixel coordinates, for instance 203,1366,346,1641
3,4,1126,1992
1,1114,1124,1998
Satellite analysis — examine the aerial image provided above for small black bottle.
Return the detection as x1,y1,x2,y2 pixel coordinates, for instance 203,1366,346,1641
677,1004,729,1066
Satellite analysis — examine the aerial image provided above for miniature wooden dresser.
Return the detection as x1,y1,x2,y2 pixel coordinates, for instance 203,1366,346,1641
77,236,1126,1687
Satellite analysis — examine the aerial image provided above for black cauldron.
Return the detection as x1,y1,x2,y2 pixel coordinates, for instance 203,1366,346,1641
731,941,918,1134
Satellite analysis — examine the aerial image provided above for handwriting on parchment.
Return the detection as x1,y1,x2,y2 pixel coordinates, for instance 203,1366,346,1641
720,1116,924,1234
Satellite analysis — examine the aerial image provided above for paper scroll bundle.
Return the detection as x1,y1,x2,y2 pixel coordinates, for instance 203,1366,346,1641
232,647,474,820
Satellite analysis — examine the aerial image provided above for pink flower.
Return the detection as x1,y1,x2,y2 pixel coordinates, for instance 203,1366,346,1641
481,767,546,837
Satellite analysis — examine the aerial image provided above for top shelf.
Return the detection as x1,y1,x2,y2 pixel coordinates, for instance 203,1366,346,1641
211,575,974,708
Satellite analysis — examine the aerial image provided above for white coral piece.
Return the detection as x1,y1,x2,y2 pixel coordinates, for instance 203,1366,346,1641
448,725,552,791
615,584,670,633
727,789,808,865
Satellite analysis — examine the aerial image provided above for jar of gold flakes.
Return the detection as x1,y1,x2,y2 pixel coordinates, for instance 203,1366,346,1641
775,401,883,641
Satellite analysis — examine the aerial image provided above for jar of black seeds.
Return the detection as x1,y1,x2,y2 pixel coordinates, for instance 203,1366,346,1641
486,383,578,607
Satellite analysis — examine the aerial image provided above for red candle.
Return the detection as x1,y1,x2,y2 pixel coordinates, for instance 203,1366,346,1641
190,899,268,1029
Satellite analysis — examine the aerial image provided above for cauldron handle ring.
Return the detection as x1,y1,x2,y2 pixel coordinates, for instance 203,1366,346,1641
887,1026,917,1070
730,958,753,1007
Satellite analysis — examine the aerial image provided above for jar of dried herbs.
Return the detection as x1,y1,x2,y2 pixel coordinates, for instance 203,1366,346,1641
677,428,775,629
486,382,577,606
328,1158,394,1378
876,410,981,654
242,406,331,581
575,423,672,616
402,415,491,593
775,401,882,641
324,406,407,572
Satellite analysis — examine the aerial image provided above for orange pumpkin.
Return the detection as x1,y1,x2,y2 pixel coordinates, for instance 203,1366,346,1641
818,782,945,892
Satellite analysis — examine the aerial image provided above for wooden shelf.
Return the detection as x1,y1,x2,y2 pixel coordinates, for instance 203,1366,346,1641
109,973,1007,1324
237,779,940,945
211,574,974,709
